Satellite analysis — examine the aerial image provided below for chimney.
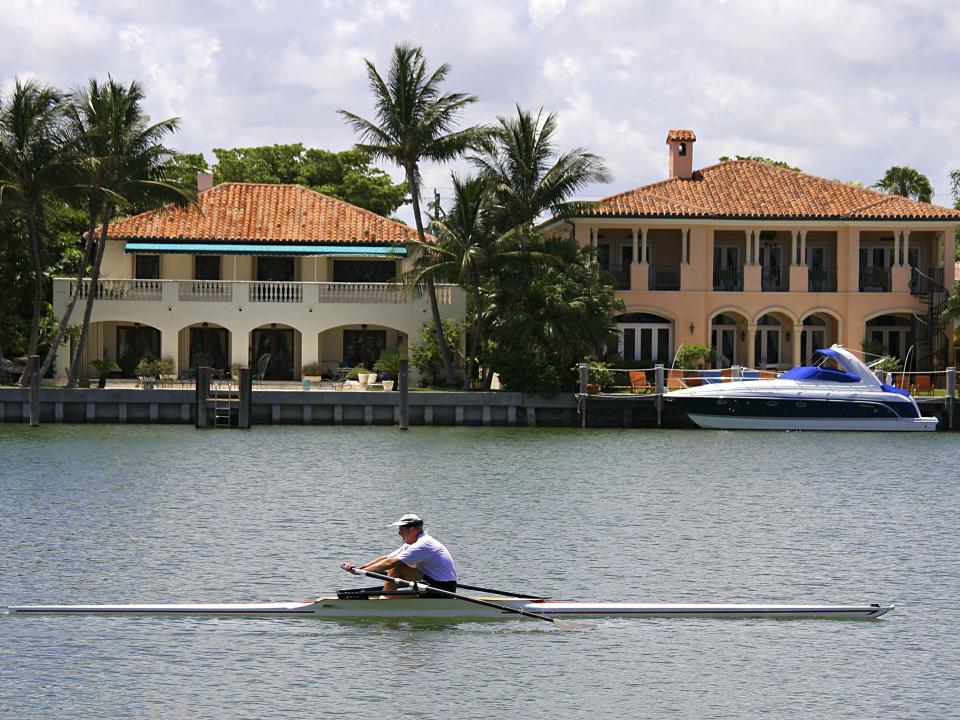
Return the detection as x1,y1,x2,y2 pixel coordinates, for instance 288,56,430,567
666,129,696,179
197,171,214,192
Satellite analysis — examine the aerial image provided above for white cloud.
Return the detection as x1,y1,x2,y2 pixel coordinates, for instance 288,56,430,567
528,0,567,27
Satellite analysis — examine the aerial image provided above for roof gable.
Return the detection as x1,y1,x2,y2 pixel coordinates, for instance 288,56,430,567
583,161,960,221
106,183,420,244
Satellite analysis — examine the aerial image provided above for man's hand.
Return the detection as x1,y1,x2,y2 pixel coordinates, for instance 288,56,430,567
341,562,357,573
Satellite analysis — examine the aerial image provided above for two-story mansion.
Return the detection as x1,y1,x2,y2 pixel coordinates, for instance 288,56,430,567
53,174,465,381
548,130,960,371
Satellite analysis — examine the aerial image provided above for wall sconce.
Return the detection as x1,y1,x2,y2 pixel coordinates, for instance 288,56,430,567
689,323,695,334
271,323,277,331
785,331,792,342
740,330,746,342
202,321,208,330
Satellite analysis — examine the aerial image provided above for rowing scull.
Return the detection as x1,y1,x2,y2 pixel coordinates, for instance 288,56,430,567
6,597,893,620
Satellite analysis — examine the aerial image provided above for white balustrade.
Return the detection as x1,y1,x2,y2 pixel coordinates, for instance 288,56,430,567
179,281,233,302
75,278,162,301
249,281,303,303
316,282,406,304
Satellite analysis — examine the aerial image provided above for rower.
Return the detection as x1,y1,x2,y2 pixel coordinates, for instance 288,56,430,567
341,513,458,595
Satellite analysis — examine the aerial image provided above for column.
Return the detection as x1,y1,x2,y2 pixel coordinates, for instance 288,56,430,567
231,327,250,369
754,229,761,266
792,324,803,368
902,230,910,267
746,325,758,369
160,326,179,375
800,230,808,265
790,230,798,267
640,228,648,265
631,229,639,266
629,228,644,290
894,228,901,267
681,228,690,265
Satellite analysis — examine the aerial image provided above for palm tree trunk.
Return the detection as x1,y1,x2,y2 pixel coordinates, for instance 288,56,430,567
18,215,43,386
68,205,113,387
38,215,97,379
462,286,484,391
407,170,457,386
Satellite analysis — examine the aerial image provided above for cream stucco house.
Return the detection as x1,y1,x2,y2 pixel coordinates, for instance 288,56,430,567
53,175,464,380
548,130,960,371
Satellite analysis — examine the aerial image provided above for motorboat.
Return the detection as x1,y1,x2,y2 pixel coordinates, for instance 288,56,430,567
666,344,938,431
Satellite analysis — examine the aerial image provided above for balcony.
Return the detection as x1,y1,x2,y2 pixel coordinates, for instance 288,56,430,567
649,265,680,291
761,266,788,292
808,266,837,293
713,266,743,292
859,267,891,293
67,279,455,305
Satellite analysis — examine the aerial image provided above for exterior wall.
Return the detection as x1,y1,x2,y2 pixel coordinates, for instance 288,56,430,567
574,218,958,368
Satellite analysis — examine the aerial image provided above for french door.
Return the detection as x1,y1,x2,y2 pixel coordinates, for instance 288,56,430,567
620,324,672,364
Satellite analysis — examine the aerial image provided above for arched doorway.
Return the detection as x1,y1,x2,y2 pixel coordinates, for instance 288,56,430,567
186,322,230,373
754,314,783,369
864,314,914,364
710,313,744,368
116,323,162,378
251,323,300,380
617,312,672,364
800,315,830,365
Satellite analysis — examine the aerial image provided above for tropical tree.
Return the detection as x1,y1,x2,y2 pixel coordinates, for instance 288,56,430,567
873,166,933,202
473,105,611,234
45,77,193,386
718,155,801,172
339,43,490,386
0,79,71,384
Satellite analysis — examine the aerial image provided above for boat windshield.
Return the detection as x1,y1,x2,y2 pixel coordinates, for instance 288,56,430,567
779,366,860,383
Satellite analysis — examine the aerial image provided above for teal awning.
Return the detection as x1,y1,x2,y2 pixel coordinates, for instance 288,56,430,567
124,242,406,257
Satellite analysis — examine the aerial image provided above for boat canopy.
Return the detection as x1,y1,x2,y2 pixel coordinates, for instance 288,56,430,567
780,366,859,383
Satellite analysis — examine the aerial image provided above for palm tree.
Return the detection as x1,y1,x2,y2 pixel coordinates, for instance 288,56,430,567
0,79,71,385
339,43,489,387
51,77,192,386
873,166,933,203
472,105,611,235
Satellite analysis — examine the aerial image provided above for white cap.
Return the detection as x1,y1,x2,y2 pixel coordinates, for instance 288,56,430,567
389,513,423,527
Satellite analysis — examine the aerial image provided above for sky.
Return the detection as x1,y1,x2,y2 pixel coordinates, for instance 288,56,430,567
3,0,960,224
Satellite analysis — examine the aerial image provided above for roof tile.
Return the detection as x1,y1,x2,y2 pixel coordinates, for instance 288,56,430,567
582,161,960,221
106,183,420,244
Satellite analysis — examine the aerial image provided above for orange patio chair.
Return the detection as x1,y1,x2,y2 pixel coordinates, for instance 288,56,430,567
759,370,777,379
912,375,933,395
667,370,685,391
629,371,652,394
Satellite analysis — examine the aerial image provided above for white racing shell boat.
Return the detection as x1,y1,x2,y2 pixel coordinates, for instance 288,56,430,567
7,597,893,620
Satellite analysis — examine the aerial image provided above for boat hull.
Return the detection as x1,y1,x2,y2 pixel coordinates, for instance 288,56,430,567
7,598,893,620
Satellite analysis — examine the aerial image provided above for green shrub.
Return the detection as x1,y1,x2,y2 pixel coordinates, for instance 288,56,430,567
674,344,715,370
373,348,401,377
301,362,323,377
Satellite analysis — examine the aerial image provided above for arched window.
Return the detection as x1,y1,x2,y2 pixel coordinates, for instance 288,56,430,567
801,315,828,365
754,315,782,369
711,314,740,368
617,313,672,364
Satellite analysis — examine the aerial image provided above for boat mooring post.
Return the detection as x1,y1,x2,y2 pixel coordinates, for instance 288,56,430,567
28,354,40,427
237,368,252,429
731,365,741,380
654,364,664,427
579,363,588,428
195,367,211,428
398,358,409,431
946,367,956,430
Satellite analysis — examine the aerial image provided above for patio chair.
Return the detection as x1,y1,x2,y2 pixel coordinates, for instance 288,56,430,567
628,371,652,394
912,375,933,395
253,353,271,387
667,370,685,391
320,366,351,391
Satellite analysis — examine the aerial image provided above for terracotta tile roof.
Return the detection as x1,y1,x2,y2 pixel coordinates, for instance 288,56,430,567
666,129,696,142
106,183,421,244
581,160,960,222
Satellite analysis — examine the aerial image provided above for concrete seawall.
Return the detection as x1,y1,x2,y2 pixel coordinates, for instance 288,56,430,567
0,387,954,429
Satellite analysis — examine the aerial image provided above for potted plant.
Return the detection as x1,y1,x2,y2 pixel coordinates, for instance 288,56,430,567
301,362,323,382
90,358,120,388
373,349,401,391
136,357,160,389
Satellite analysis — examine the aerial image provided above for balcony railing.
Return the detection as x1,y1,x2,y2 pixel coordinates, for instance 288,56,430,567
713,266,743,291
74,278,162,301
179,280,233,302
61,279,457,305
910,266,944,296
649,265,680,291
249,281,303,303
859,267,891,293
599,266,630,290
808,266,837,293
761,266,788,292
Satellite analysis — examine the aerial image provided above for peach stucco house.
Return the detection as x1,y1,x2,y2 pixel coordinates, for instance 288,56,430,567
548,130,960,371
52,175,464,381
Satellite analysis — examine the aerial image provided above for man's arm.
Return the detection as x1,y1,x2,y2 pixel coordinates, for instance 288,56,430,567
342,555,409,574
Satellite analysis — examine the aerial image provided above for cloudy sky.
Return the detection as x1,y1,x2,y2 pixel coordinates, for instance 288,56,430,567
3,0,960,221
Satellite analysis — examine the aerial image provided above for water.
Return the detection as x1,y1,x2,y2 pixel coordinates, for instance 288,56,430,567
1,425,957,718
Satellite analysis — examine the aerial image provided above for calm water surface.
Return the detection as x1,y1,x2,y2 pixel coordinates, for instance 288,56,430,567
1,425,957,718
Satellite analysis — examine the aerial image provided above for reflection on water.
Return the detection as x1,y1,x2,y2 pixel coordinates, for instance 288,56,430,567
1,425,957,718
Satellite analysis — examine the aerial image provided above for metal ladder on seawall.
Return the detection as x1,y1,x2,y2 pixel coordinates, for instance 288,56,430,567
210,379,237,428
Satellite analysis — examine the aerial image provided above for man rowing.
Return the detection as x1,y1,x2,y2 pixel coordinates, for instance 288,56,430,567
341,513,458,594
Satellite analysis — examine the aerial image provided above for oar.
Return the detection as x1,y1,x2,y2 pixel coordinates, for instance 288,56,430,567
341,565,593,631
